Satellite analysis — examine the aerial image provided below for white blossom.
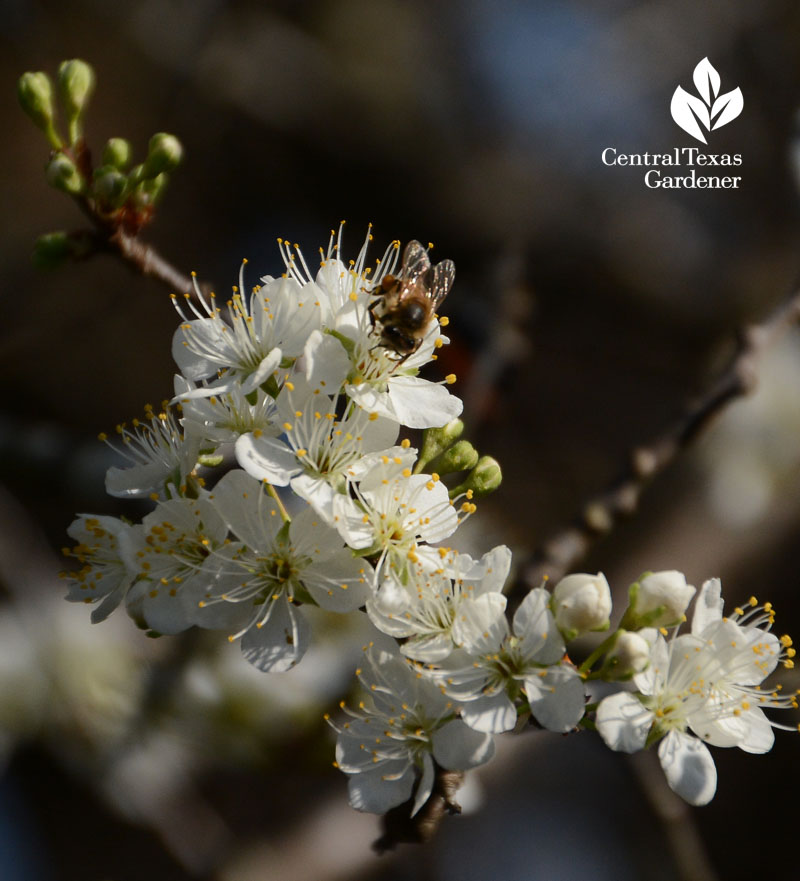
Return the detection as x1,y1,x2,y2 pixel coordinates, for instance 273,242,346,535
596,578,798,805
431,587,586,734
196,470,369,672
366,545,512,662
331,454,461,584
103,405,201,500
171,262,325,399
124,496,229,635
62,515,139,623
329,643,494,815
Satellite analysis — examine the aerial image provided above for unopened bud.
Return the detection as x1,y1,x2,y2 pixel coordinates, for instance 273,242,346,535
430,440,479,476
142,132,183,178
417,418,465,472
58,59,95,116
46,154,85,195
92,166,127,207
552,572,612,640
603,630,651,680
622,570,696,630
133,172,168,207
465,455,502,497
102,137,133,170
32,231,71,269
18,71,62,147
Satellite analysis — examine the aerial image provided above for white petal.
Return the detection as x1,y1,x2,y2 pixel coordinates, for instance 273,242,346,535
240,595,310,672
303,553,369,613
513,588,564,665
303,330,350,389
234,434,301,485
658,730,717,806
596,692,653,753
401,633,456,663
432,720,495,769
412,755,435,816
142,587,196,635
347,764,415,814
459,693,517,733
451,592,508,655
209,470,281,550
691,578,724,636
386,375,463,429
524,664,586,732
331,495,375,549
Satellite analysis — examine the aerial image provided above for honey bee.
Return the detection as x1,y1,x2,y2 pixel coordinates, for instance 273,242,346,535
370,240,455,357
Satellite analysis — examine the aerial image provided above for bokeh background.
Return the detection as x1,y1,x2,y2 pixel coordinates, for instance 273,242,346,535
3,1,800,879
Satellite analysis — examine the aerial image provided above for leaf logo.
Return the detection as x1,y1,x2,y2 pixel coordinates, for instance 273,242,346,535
670,58,743,144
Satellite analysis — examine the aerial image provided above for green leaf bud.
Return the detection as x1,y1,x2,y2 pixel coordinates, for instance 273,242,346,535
142,132,183,178
102,137,133,170
18,71,62,148
429,439,479,476
57,60,95,137
45,154,85,195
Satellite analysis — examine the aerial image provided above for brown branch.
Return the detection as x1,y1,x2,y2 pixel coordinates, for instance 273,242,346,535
373,767,463,853
509,285,800,603
109,228,194,295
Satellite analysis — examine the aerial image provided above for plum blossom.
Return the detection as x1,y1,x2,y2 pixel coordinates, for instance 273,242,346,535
328,642,494,815
596,578,798,805
196,470,368,672
431,586,586,734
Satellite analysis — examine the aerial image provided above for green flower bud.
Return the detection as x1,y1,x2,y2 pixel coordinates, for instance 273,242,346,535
57,59,95,141
142,132,183,178
416,418,465,472
451,455,502,498
429,439,479,476
102,137,133,170
17,71,62,148
133,172,168,207
45,154,85,195
92,166,128,207
32,230,95,268
32,231,71,269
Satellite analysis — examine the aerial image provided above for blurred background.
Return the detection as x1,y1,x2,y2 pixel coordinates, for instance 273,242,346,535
3,1,800,879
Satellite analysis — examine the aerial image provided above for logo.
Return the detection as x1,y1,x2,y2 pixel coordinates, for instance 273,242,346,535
670,57,743,144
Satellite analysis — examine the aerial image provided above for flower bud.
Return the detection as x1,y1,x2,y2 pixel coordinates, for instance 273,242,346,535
92,166,128,207
45,154,85,195
623,570,695,629
464,456,502,497
32,231,71,269
417,418,464,472
552,572,612,640
430,440,479,476
57,59,95,122
18,71,62,147
603,629,651,679
102,137,133,170
142,132,183,178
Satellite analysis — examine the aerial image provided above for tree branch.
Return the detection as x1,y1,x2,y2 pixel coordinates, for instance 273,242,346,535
509,284,800,603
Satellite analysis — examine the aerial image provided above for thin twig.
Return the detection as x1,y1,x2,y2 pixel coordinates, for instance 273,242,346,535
508,285,800,603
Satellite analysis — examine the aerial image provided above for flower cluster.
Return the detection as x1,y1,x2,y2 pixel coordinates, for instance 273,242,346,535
596,577,798,805
61,228,798,819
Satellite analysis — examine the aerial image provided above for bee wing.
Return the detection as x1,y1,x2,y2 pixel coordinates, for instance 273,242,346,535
400,240,431,289
428,259,455,310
